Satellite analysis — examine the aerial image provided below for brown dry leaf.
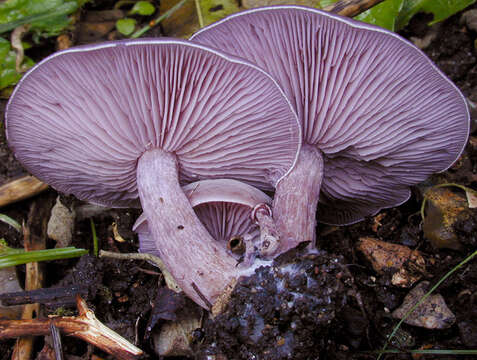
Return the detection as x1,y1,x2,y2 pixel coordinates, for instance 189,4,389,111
160,0,200,38
112,222,126,243
465,187,477,208
145,288,186,339
47,196,75,248
422,187,470,249
392,281,455,329
356,237,425,287
153,304,201,357
76,10,124,44
56,34,72,51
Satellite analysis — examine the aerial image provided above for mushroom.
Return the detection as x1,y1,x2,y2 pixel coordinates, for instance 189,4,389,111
133,178,273,263
5,39,301,308
190,6,470,254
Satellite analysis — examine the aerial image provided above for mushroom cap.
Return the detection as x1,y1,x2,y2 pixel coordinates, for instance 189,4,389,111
6,39,300,208
190,6,470,225
134,179,271,254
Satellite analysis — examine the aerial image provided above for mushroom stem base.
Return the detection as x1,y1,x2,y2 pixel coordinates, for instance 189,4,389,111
272,144,324,254
136,149,239,309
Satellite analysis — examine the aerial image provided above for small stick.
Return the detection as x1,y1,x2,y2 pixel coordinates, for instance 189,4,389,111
12,214,45,360
0,285,88,306
0,296,143,360
323,0,386,17
99,250,181,292
191,282,212,310
0,176,48,208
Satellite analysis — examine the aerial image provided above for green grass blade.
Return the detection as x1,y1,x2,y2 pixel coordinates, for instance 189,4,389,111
0,247,88,269
90,218,98,257
0,214,21,232
130,0,187,38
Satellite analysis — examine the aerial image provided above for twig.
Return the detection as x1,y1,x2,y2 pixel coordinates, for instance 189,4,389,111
99,250,181,292
191,282,212,310
0,176,48,208
194,0,204,28
0,296,143,360
323,0,386,17
0,285,89,307
12,214,45,360
130,0,188,38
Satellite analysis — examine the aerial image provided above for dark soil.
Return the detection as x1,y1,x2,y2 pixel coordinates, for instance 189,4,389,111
1,3,477,360
200,248,352,359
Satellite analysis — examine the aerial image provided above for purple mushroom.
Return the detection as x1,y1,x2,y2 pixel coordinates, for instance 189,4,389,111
134,178,272,263
5,39,301,308
191,6,470,254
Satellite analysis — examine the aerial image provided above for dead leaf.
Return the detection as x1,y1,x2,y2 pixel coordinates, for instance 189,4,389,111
422,187,471,249
356,237,425,287
465,187,477,208
145,288,186,339
392,281,455,329
161,0,199,38
153,304,201,357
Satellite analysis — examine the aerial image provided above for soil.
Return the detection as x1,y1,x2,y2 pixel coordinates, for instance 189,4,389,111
1,2,477,360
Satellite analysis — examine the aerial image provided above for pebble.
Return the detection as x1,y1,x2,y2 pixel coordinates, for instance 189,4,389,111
461,9,477,32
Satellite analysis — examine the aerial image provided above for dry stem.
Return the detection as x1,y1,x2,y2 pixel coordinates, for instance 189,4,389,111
323,0,386,17
0,296,143,360
0,176,48,208
12,216,45,360
99,250,181,292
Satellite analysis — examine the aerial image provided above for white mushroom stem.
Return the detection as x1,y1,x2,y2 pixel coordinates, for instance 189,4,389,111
136,149,239,309
272,144,324,255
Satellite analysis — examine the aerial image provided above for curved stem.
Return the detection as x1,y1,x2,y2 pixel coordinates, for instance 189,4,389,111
272,144,324,254
136,149,239,309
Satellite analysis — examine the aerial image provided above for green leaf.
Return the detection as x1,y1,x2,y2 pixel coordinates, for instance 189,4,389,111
0,0,80,36
397,0,476,29
197,0,239,27
354,0,405,31
321,0,476,31
0,37,34,90
317,0,336,8
130,1,155,16
116,17,136,35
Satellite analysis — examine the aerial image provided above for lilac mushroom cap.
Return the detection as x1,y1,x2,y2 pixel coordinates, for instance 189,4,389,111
134,179,272,259
6,39,300,206
191,6,470,251
5,39,300,308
